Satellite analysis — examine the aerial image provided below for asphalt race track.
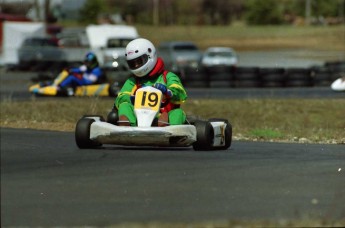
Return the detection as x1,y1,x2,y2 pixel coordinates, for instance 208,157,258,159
1,71,344,226
1,128,344,226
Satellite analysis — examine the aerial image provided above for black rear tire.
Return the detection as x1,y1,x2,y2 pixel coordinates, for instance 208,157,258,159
75,118,102,149
193,120,214,151
185,114,201,125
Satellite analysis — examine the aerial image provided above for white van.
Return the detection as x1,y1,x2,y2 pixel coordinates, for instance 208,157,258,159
86,24,139,70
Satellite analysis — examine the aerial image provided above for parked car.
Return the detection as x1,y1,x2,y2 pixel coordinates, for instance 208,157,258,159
157,41,202,73
16,25,141,72
17,37,66,70
201,47,238,67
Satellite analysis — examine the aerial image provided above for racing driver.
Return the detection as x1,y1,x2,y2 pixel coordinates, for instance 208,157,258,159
58,52,103,92
114,38,188,127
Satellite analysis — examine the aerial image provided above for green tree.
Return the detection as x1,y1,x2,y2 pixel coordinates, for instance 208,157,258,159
78,0,106,24
245,0,284,25
285,0,342,18
202,0,244,25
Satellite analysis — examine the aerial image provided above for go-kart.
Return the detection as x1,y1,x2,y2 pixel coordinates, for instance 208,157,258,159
330,76,345,92
75,86,232,151
29,69,119,97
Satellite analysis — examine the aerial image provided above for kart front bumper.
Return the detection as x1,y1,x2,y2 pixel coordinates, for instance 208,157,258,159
90,121,197,147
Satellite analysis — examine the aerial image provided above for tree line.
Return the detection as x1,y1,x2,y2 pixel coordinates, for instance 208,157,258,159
1,0,344,26
79,0,344,26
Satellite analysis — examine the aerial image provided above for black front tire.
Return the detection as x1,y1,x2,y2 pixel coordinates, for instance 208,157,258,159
106,108,119,125
75,118,102,149
193,120,214,151
108,82,120,97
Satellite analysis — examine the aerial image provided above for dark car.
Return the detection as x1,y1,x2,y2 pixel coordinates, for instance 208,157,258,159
157,41,202,73
17,37,66,70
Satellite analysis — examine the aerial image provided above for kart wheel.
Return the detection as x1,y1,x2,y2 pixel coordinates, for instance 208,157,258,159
75,118,102,149
106,109,119,125
185,114,201,125
82,115,105,122
56,87,71,97
209,118,232,150
193,120,214,151
108,82,119,97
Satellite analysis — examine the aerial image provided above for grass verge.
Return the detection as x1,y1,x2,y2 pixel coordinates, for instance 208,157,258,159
137,25,345,52
1,97,344,144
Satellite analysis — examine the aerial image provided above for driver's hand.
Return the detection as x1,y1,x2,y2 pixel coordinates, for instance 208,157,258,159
79,65,87,72
153,83,167,93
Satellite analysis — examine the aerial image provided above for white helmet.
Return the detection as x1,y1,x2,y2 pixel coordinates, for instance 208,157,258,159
125,38,157,77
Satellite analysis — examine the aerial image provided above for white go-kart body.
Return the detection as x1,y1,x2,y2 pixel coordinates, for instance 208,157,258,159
330,77,345,92
75,87,232,151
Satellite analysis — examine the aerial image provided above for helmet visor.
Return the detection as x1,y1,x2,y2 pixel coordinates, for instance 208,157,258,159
84,60,93,68
127,54,148,70
84,54,97,68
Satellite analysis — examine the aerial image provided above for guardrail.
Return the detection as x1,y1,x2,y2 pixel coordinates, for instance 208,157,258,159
181,61,345,88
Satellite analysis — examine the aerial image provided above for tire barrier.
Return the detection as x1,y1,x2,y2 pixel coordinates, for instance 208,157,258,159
206,66,235,88
15,60,80,72
285,68,312,87
310,66,334,87
180,66,209,88
234,67,260,88
179,61,345,88
259,67,286,88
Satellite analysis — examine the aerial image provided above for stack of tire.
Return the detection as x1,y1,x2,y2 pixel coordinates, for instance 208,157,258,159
259,67,285,87
205,66,235,88
180,61,344,89
285,68,312,87
310,66,334,87
233,67,260,88
180,66,209,88
325,61,345,80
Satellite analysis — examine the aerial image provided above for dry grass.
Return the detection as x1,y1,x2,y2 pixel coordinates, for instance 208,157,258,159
1,97,344,144
109,218,345,228
137,25,345,52
184,98,345,143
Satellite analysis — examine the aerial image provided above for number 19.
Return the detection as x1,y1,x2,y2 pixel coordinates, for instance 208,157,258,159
141,91,159,107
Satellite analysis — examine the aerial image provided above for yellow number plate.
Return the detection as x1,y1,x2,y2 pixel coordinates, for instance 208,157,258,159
134,89,162,112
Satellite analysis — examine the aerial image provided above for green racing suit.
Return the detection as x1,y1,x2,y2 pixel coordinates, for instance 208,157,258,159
114,60,187,126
